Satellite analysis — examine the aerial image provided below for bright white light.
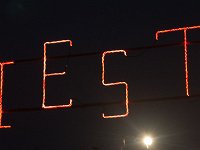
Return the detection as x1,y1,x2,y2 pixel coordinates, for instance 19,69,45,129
143,136,153,149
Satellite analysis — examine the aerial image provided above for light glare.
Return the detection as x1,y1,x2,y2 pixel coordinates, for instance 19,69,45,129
143,136,153,149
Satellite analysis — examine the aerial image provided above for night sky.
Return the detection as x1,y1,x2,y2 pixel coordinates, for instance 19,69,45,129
0,0,200,150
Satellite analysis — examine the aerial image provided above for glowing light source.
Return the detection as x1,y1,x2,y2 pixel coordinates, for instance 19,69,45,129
0,61,14,128
42,40,73,109
156,25,200,96
102,50,129,118
143,136,153,149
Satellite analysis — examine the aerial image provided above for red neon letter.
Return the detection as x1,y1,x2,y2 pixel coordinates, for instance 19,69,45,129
156,25,200,96
102,50,129,118
42,40,73,109
0,61,14,128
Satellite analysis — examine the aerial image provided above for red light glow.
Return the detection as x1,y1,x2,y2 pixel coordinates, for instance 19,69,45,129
42,40,73,109
156,25,200,96
0,61,14,128
102,50,129,118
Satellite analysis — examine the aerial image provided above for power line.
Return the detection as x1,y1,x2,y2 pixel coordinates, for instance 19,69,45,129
12,40,200,64
3,94,200,113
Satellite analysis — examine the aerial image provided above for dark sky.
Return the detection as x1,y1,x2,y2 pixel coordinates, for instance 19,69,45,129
0,0,200,150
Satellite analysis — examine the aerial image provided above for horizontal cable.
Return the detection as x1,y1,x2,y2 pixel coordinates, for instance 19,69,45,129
3,94,200,113
12,40,200,64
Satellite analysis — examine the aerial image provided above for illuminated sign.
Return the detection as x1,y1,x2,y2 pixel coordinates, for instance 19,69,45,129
0,25,199,128
102,50,129,118
156,25,200,96
0,62,14,128
42,40,73,109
